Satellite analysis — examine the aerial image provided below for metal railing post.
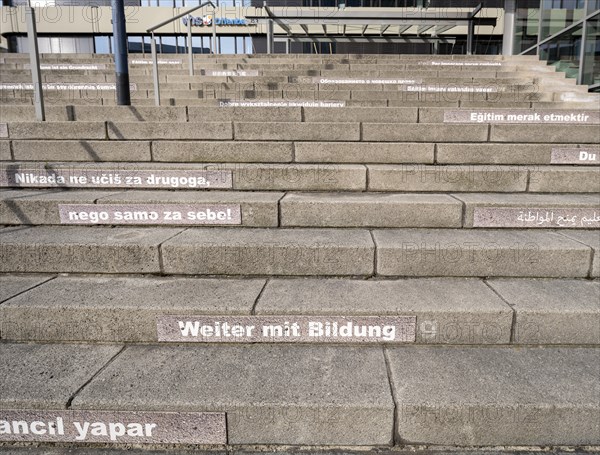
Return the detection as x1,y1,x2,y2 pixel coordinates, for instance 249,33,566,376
212,7,218,54
467,3,483,55
188,16,194,76
145,1,216,75
267,19,274,54
112,0,131,105
25,6,45,121
151,34,161,106
467,19,474,54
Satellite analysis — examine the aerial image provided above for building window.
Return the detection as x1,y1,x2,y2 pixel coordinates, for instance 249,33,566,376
94,36,111,54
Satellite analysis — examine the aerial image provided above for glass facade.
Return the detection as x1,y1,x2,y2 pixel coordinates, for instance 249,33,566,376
514,0,540,53
90,33,251,56
540,0,586,39
518,0,600,88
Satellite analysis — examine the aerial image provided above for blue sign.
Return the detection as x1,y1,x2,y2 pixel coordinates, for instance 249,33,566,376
182,15,253,27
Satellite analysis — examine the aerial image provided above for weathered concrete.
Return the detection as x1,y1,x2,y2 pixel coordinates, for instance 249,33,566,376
367,165,528,192
7,122,106,139
107,122,232,140
453,193,600,228
436,143,572,165
373,229,592,277
161,228,374,276
490,124,600,143
72,106,187,122
11,140,151,161
0,276,264,342
294,142,434,164
71,344,395,445
0,226,182,274
0,190,123,225
152,141,293,163
1,106,66,122
230,164,367,191
280,193,462,228
235,122,360,141
487,278,600,344
388,346,600,445
188,106,301,122
528,166,600,193
0,342,122,408
303,107,417,123
362,124,488,142
95,190,282,227
0,274,52,303
0,140,11,160
257,278,512,344
558,230,600,277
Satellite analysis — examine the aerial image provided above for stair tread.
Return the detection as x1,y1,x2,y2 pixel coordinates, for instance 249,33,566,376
1,341,597,445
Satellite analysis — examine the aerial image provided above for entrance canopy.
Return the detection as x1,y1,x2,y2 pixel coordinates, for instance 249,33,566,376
246,4,496,54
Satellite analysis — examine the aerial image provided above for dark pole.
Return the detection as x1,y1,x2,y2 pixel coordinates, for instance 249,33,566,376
112,0,130,105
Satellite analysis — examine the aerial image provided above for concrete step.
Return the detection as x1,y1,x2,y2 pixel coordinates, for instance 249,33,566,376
367,165,599,193
279,193,463,228
0,341,597,445
452,193,600,229
1,450,594,455
1,274,597,345
4,94,592,109
0,190,282,227
0,88,562,103
437,143,600,165
0,226,595,277
1,105,598,125
0,162,367,191
560,230,600,277
2,162,597,194
373,229,596,278
2,191,597,229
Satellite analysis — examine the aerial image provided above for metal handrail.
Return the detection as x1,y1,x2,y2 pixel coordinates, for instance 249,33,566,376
146,1,217,106
25,5,45,121
147,1,216,33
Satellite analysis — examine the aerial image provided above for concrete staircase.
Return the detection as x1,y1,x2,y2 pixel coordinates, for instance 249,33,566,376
0,52,599,450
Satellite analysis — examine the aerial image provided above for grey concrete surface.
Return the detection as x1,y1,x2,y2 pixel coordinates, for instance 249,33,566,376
293,142,434,164
0,190,123,225
161,228,374,276
362,124,488,142
152,141,293,163
234,122,360,141
11,140,151,162
0,226,182,274
436,143,572,165
367,165,528,192
257,278,512,344
7,122,106,140
528,167,600,193
0,276,264,342
96,190,283,227
452,193,600,228
0,343,122,409
0,274,53,303
0,141,11,160
373,229,592,277
229,164,367,191
487,278,600,344
280,193,462,228
107,122,232,140
490,124,600,143
388,346,600,445
71,344,394,445
558,230,600,277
